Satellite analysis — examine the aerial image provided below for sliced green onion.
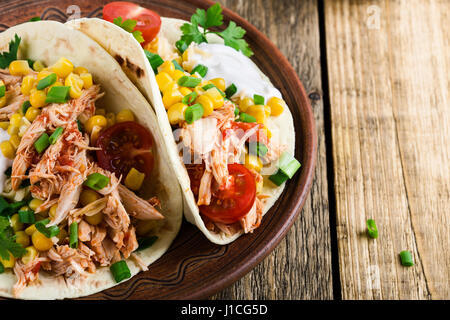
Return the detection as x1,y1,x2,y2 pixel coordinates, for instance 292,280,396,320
29,16,41,22
248,142,268,157
19,179,30,188
202,84,215,91
239,112,256,123
76,119,84,133
0,262,4,274
9,200,27,213
69,222,78,249
177,76,201,88
49,127,63,144
400,250,414,267
137,236,158,251
18,210,35,224
110,260,131,283
27,59,35,68
84,173,110,191
21,100,31,115
0,84,5,98
144,50,164,74
225,83,237,99
269,169,289,186
253,94,265,105
45,86,70,103
184,103,204,124
36,73,56,90
366,219,378,239
172,59,184,71
35,218,60,238
181,91,198,105
191,64,208,77
4,167,11,177
278,151,301,178
234,107,240,117
175,39,188,54
34,133,50,153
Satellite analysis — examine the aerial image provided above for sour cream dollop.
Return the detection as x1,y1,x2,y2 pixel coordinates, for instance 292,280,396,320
185,43,282,101
0,128,13,193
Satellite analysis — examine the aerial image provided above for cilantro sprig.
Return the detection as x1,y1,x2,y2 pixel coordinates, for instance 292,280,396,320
113,17,145,44
0,216,26,261
0,34,21,69
176,3,253,57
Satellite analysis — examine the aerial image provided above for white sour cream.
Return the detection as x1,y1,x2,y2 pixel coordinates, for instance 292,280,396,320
0,128,12,193
186,43,282,101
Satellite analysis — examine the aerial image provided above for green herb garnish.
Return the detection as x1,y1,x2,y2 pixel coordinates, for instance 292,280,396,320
35,218,60,238
0,216,26,260
113,17,144,44
0,34,21,69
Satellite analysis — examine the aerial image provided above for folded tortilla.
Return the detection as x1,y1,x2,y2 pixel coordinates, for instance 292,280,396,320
67,17,295,245
0,20,183,299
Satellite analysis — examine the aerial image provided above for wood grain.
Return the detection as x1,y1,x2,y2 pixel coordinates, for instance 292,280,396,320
212,0,333,300
325,0,450,299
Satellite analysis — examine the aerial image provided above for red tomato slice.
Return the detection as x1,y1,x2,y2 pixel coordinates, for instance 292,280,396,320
96,121,154,178
103,2,161,45
194,164,256,224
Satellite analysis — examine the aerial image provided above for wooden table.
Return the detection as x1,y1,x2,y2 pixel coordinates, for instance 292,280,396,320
212,0,450,300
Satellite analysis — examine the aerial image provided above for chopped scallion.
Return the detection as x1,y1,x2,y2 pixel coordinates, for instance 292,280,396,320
248,142,268,157
0,84,5,98
84,173,110,191
18,210,35,224
269,169,289,186
69,222,78,249
172,59,184,71
36,73,56,90
191,64,208,77
0,262,4,274
110,260,131,283
21,101,31,115
177,76,201,88
181,91,198,105
45,86,70,103
144,50,164,74
35,218,60,238
234,107,240,117
175,39,188,54
399,250,414,267
184,103,204,124
253,94,265,105
278,151,301,178
34,133,50,153
202,84,215,91
366,219,378,239
49,127,64,144
225,83,237,99
239,112,256,123
137,236,158,251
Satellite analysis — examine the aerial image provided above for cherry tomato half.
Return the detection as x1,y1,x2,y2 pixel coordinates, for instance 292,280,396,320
96,121,154,178
192,164,256,224
103,1,162,45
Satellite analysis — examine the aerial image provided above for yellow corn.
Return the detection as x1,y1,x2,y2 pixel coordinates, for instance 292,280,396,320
158,60,175,75
182,50,189,62
7,123,18,136
196,94,214,117
74,66,88,75
80,72,93,89
239,97,254,112
37,70,53,82
49,204,57,220
10,214,23,232
21,75,36,95
210,78,226,92
9,60,30,76
124,167,146,191
0,252,15,268
179,87,192,96
106,112,116,127
163,89,183,109
32,230,53,251
32,61,45,72
15,231,30,248
10,113,22,127
51,57,74,78
0,140,15,159
167,102,187,125
246,105,267,125
194,86,205,97
116,109,135,123
155,72,173,92
171,69,185,82
9,134,20,149
85,212,104,226
65,73,84,99
205,87,224,109
85,115,107,134
255,176,263,194
21,246,38,265
25,107,41,122
80,189,101,206
25,224,37,236
244,153,263,172
0,96,6,108
47,81,63,92
200,79,212,87
30,90,47,108
267,97,285,117
29,198,44,211
0,122,9,130
264,105,271,117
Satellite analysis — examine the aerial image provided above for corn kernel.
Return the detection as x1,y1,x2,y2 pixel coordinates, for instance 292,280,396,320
10,113,22,127
32,230,53,251
25,107,41,122
210,78,226,92
15,231,30,248
263,126,272,139
163,89,183,109
196,94,214,117
10,214,23,232
47,81,63,92
0,96,6,108
74,66,88,75
37,70,54,82
205,88,224,109
7,124,18,136
0,252,15,268
155,72,174,92
171,69,185,81
239,97,254,112
106,112,116,127
179,87,192,96
80,189,101,206
9,60,30,76
49,204,57,219
267,97,285,117
194,86,205,97
21,246,38,265
182,50,189,62
85,212,104,226
264,105,271,117
30,90,47,108
29,198,45,211
116,109,135,123
246,105,267,125
51,57,74,78
21,75,36,95
200,79,212,87
124,167,146,191
65,73,84,99
244,153,263,172
32,61,45,72
158,60,175,75
80,73,93,89
167,103,187,125
0,140,15,159
85,115,107,134
0,122,9,130
25,224,37,236
9,134,20,149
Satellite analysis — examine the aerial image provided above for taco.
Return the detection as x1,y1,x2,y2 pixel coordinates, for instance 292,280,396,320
68,2,301,245
0,20,182,299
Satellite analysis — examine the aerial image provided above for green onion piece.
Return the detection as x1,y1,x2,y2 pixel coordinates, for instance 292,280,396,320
9,200,26,213
144,50,164,74
0,196,10,215
18,210,35,224
21,101,31,115
35,218,60,238
269,169,289,186
181,91,198,105
202,83,215,91
248,142,268,157
34,133,50,153
234,107,240,117
45,86,70,103
278,151,301,178
4,167,11,177
29,16,41,22
0,262,4,274
239,112,257,123
253,94,265,105
175,39,188,54
49,127,64,144
0,84,5,98
137,236,158,251
366,219,378,239
76,119,84,133
177,76,202,88
184,103,204,124
191,64,208,77
110,260,131,283
36,73,57,90
27,59,35,68
69,222,78,249
225,83,237,99
84,173,110,191
19,179,30,189
172,59,184,71
400,250,414,267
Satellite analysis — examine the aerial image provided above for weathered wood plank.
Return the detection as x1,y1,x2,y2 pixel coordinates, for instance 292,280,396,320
325,0,449,299
211,0,333,299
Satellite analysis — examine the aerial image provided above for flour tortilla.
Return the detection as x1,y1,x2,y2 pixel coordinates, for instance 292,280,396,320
0,21,183,299
67,17,295,245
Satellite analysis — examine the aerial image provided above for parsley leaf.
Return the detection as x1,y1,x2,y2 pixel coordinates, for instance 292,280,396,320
113,17,145,44
191,3,223,29
219,22,253,57
0,216,26,260
0,34,21,69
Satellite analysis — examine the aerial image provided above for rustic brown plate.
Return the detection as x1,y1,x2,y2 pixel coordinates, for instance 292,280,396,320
0,0,317,299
